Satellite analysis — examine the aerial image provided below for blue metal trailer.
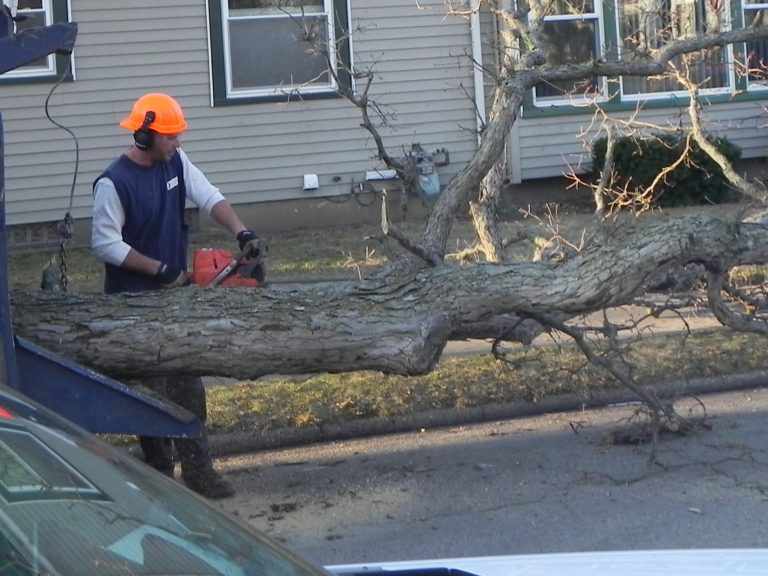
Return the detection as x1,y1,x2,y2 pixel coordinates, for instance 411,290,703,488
0,14,202,439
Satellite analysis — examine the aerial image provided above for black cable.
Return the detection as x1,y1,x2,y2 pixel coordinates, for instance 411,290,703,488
43,60,78,291
353,181,378,206
44,59,78,217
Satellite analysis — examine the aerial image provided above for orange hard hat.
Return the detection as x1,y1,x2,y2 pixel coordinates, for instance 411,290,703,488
119,93,188,134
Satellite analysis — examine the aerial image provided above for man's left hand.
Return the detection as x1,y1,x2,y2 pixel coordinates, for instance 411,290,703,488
155,263,190,289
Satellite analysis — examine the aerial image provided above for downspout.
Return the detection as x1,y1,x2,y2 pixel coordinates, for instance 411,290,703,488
470,1,521,182
470,0,485,144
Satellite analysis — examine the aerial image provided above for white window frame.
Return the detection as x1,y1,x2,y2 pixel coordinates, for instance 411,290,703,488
532,2,608,107
220,0,340,99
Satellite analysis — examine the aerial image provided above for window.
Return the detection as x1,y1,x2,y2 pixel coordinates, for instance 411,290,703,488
533,0,605,105
208,0,351,104
744,1,768,88
528,1,761,110
618,0,732,98
1,0,72,81
0,427,104,503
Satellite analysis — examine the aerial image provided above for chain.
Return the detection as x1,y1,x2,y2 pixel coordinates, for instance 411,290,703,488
56,212,73,292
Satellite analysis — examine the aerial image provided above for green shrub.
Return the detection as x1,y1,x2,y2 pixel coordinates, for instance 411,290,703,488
591,133,742,207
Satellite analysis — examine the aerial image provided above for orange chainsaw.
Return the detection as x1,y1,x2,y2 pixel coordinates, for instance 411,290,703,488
191,246,266,288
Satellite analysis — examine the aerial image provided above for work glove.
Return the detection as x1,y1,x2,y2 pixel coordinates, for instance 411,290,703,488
236,231,268,285
236,230,261,258
155,263,190,289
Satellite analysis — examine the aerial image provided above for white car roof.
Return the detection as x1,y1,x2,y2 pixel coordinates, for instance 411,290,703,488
328,548,768,576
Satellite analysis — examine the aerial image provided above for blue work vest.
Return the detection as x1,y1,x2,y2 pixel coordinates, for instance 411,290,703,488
94,152,188,293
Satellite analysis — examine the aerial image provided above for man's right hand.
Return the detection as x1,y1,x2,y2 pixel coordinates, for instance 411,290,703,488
236,230,261,258
155,263,190,288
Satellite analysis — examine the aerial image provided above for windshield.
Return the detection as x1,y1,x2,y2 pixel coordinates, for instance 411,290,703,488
0,391,330,576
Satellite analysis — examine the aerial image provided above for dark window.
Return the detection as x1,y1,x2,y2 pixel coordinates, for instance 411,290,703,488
532,0,604,104
208,0,351,104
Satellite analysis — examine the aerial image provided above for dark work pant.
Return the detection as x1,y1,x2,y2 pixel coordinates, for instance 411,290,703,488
136,376,215,479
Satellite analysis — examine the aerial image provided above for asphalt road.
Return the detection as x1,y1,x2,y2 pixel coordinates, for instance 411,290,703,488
213,385,768,568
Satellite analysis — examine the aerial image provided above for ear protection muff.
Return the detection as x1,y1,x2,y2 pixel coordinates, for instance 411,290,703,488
133,111,156,150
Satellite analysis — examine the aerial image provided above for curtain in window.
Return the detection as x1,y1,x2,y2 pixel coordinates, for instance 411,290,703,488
745,5,768,85
619,0,729,95
532,1,600,102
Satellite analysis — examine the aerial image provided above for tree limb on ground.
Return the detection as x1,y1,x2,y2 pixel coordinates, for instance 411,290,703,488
11,215,768,381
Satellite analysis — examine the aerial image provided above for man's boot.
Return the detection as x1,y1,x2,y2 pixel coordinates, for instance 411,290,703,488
176,436,234,499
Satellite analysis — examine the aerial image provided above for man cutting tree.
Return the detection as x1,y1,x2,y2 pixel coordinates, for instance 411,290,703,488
91,92,261,498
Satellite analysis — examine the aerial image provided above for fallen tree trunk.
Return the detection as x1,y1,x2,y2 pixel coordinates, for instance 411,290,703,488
11,215,768,380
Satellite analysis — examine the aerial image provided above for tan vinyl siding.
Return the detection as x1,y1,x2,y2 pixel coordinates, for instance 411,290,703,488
3,0,478,227
13,1,767,229
516,101,768,181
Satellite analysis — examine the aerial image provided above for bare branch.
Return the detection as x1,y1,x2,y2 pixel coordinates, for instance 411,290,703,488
674,65,768,205
380,193,442,267
707,268,768,334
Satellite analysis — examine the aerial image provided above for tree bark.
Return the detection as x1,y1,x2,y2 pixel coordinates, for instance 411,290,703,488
12,215,768,380
470,152,508,262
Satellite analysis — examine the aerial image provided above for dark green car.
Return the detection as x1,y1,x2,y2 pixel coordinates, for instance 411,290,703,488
0,383,329,576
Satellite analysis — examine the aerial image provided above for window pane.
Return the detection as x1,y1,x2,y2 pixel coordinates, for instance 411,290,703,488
0,429,102,503
15,11,46,28
228,16,330,90
745,8,768,84
214,0,349,102
14,10,50,71
534,19,599,101
519,0,595,14
619,0,729,95
549,0,594,14
229,0,323,15
17,0,43,9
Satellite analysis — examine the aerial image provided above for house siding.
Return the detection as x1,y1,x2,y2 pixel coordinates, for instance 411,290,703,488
2,0,479,228
515,100,768,181
6,2,766,230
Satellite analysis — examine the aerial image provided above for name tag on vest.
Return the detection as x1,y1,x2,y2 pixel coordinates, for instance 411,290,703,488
167,176,179,191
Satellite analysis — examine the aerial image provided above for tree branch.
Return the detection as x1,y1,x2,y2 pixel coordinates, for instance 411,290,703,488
12,215,768,380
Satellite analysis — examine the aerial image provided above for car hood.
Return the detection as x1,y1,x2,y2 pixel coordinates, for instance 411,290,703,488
327,548,768,576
